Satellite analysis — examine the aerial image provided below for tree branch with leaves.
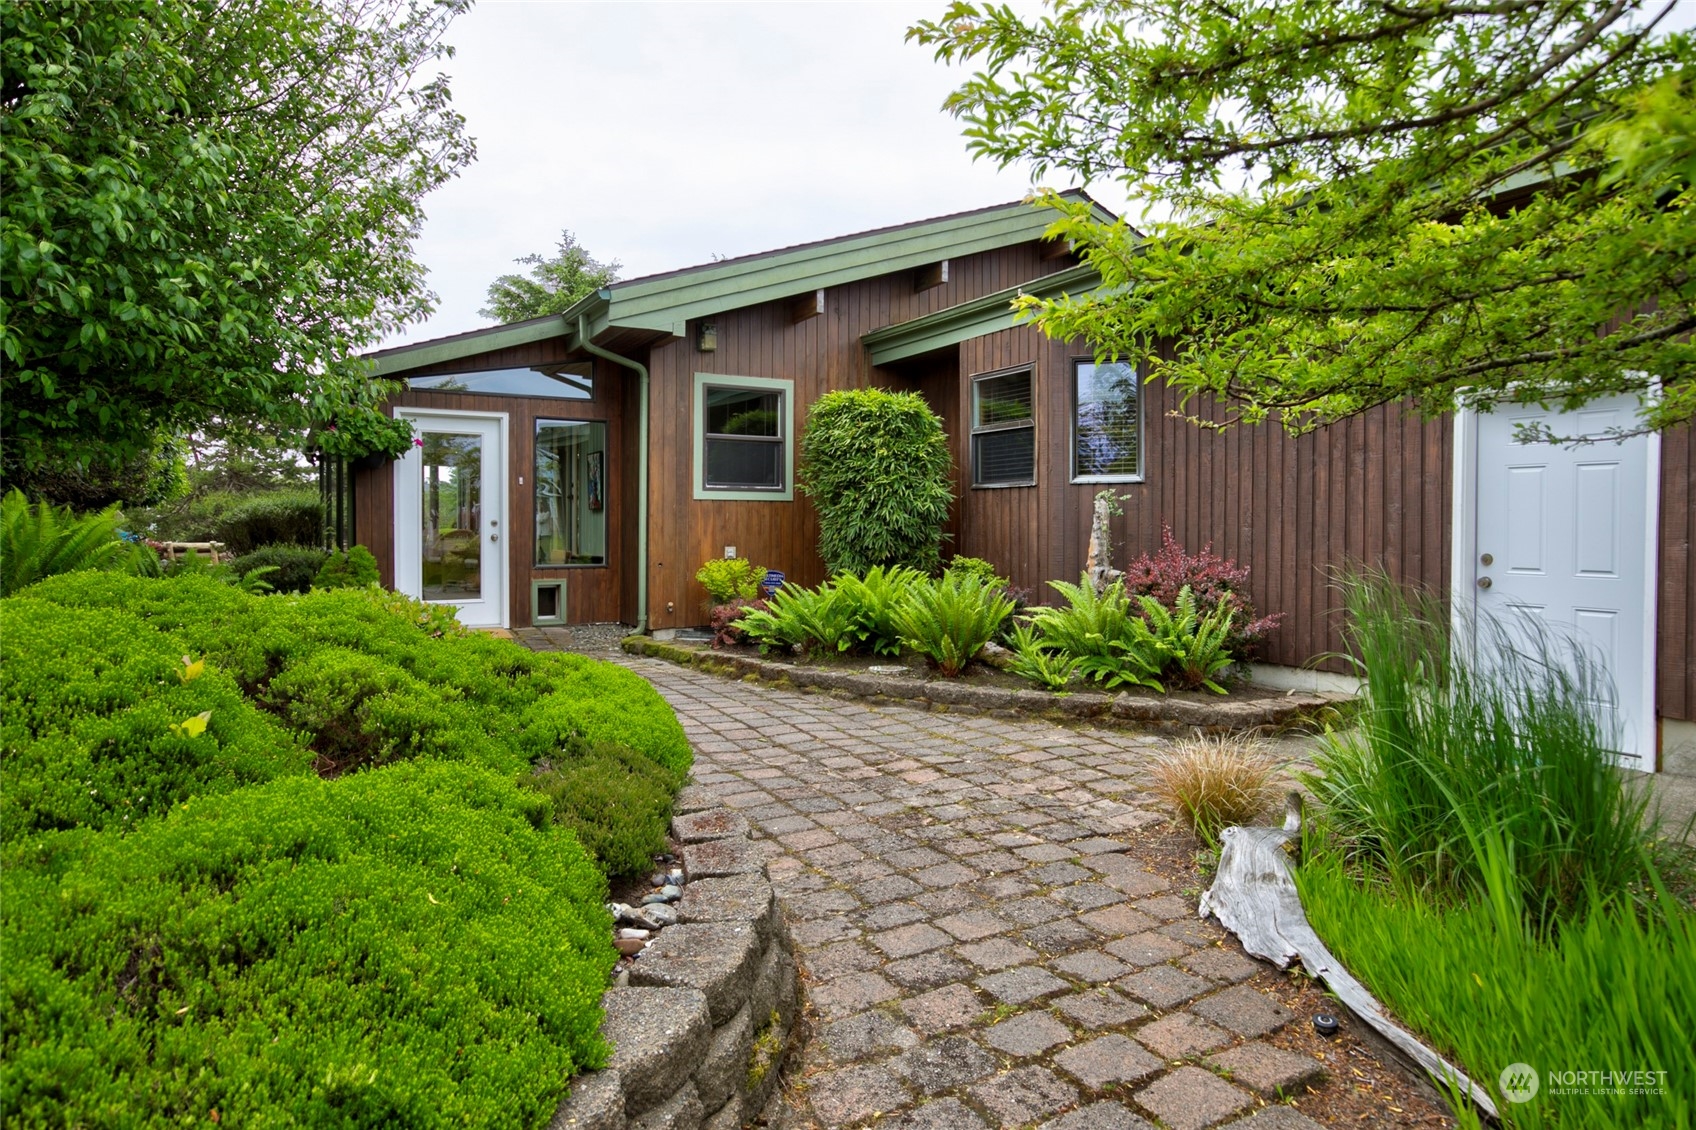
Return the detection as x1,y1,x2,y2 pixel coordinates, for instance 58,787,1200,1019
911,0,1694,438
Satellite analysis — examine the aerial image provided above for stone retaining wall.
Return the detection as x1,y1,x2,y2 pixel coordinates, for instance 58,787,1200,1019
623,636,1338,734
550,786,798,1130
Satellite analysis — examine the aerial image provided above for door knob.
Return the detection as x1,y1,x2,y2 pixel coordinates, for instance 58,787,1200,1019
1477,576,1492,590
490,534,499,543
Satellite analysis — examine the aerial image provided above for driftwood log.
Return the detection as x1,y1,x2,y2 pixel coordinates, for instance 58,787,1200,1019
1083,494,1123,592
1198,794,1500,1122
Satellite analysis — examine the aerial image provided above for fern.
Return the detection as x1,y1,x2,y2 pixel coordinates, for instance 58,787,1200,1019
1138,584,1236,693
833,565,923,656
1005,623,1081,691
1027,574,1169,691
737,582,859,654
0,490,151,596
892,573,1014,677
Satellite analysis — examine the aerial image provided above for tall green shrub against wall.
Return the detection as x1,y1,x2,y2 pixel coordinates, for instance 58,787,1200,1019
798,390,953,575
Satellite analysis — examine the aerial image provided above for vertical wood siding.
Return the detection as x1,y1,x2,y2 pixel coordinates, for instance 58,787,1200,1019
643,242,1075,628
353,345,632,626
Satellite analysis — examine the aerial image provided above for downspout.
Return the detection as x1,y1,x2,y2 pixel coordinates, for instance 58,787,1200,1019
576,315,651,634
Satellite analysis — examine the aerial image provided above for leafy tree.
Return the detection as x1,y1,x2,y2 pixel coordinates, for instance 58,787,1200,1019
912,0,1695,438
1,0,475,501
480,230,621,323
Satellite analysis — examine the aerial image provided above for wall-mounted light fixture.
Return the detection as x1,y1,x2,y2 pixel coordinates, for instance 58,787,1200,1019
696,321,718,352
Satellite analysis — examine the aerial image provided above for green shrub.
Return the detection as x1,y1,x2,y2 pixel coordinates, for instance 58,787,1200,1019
1140,584,1235,693
0,598,314,842
14,573,692,860
944,554,1008,590
1304,575,1655,918
833,565,924,656
695,557,763,604
1005,622,1082,691
892,573,1014,677
315,544,381,589
798,389,953,575
1,489,155,596
213,489,324,553
524,738,684,876
2,761,614,1129
738,582,859,655
1026,575,1170,691
229,543,328,594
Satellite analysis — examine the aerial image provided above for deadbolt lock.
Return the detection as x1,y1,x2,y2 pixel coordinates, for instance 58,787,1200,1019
1480,553,1493,566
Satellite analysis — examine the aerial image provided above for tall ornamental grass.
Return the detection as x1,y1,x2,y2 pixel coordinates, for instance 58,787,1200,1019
1305,576,1656,921
1298,847,1696,1129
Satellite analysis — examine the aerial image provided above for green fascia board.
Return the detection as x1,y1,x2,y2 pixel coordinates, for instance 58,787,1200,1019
368,312,584,377
863,263,1103,366
603,194,1115,332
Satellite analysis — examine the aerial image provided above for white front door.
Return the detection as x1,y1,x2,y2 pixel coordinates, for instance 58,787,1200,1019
1460,396,1659,768
393,410,508,629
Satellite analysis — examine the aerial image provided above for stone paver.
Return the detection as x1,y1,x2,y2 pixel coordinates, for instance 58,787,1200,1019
518,639,1328,1130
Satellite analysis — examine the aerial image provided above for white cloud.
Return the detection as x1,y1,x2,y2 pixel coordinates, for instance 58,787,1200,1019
390,0,1122,345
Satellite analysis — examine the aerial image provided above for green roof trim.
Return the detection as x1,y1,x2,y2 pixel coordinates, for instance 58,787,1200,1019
366,193,1117,377
861,263,1102,367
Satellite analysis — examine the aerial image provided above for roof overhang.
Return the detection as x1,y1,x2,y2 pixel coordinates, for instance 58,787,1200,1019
366,192,1118,378
861,263,1103,367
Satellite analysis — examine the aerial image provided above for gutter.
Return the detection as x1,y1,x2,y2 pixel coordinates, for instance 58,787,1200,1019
575,316,651,634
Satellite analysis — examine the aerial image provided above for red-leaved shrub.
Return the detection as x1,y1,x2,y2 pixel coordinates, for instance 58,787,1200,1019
1122,527,1283,660
710,598,766,648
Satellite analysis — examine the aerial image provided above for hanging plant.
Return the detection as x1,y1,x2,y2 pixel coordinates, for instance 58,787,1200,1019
312,411,418,462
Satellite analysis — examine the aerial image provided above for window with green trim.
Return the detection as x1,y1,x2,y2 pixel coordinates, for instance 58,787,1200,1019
971,368,1035,487
703,384,785,491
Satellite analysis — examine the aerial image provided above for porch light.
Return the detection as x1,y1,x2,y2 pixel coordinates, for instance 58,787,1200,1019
696,321,718,352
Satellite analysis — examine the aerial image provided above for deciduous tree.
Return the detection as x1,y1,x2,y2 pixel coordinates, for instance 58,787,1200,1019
1,0,475,501
912,0,1695,437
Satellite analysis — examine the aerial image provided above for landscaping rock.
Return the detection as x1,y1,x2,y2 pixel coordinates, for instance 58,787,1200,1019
600,987,711,1117
627,1081,704,1130
692,1002,755,1111
685,836,765,879
643,903,679,927
548,1069,625,1130
676,873,777,945
674,809,751,843
629,923,762,1025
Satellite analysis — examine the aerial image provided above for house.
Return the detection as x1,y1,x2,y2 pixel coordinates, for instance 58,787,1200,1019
358,194,1694,772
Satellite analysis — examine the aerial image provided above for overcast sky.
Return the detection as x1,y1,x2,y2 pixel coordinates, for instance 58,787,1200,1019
388,0,1108,347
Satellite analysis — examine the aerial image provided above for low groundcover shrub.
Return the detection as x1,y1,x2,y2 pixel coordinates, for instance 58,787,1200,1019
1,573,691,1126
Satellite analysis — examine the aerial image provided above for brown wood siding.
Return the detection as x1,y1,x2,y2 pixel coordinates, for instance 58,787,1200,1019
352,351,634,627
1659,424,1694,723
643,242,1078,629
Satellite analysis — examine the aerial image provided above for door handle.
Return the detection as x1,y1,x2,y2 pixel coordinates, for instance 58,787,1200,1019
490,534,499,543
1477,576,1492,590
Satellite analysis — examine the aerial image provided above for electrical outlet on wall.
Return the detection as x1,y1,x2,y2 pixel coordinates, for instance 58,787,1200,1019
725,546,736,559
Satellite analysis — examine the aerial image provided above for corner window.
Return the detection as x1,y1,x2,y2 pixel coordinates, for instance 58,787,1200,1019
535,420,607,566
1072,359,1142,481
693,373,795,500
971,368,1035,487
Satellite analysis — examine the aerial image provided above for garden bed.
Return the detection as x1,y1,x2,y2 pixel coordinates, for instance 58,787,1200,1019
625,635,1340,734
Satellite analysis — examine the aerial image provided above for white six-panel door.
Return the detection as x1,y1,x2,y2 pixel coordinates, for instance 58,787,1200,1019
393,409,509,629
1456,396,1659,768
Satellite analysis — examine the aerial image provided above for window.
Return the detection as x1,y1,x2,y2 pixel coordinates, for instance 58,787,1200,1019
411,363,593,400
693,373,794,500
971,368,1035,487
535,420,607,566
1072,359,1142,481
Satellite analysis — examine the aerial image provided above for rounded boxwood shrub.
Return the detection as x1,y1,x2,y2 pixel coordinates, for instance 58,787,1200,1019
212,490,324,553
228,543,329,594
0,598,313,842
315,544,381,589
799,389,953,575
1,761,614,1128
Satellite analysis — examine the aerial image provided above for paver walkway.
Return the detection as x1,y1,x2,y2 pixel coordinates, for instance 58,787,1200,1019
523,631,1345,1130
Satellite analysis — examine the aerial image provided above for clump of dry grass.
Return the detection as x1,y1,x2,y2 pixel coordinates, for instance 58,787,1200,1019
1148,734,1282,846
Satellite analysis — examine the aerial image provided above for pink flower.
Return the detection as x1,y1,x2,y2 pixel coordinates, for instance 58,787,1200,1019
413,437,424,446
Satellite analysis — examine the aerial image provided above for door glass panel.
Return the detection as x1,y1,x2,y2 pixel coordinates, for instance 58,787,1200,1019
421,432,482,601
